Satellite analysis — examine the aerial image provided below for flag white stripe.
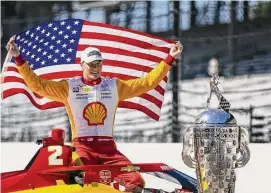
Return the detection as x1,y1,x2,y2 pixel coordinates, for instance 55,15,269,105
123,97,161,115
82,25,172,49
79,38,168,59
146,89,164,101
2,62,17,67
158,76,167,88
2,71,23,78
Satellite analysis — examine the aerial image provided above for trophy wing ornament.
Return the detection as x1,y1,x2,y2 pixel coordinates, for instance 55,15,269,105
236,127,250,168
182,127,196,168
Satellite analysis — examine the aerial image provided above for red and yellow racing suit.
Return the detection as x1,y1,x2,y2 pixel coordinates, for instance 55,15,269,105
15,54,174,192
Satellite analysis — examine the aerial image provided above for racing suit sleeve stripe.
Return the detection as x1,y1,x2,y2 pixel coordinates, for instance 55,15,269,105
14,55,25,66
17,62,69,102
116,55,174,101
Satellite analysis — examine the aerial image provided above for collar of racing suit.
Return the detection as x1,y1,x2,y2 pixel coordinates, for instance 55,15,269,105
82,77,102,86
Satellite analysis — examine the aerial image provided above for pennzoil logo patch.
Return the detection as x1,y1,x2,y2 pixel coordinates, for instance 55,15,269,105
99,170,111,184
81,86,92,93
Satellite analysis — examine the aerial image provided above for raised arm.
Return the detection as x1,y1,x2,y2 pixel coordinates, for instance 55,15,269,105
117,42,183,101
6,37,69,102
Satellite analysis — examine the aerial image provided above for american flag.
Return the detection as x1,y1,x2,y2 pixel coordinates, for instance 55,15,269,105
1,19,174,120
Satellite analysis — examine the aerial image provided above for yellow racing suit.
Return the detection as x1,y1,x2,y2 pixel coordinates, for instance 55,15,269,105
15,54,174,191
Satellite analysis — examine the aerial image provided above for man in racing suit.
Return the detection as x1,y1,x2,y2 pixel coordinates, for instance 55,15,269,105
6,37,182,192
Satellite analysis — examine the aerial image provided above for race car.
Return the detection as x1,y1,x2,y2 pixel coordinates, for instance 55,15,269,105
1,128,197,193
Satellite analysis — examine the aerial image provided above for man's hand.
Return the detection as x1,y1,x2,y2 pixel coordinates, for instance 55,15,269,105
6,36,20,57
169,41,183,58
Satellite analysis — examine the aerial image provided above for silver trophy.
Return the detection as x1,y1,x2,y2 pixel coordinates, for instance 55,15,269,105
182,58,250,193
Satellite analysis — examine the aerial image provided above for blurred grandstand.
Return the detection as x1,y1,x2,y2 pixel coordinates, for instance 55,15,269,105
1,1,271,143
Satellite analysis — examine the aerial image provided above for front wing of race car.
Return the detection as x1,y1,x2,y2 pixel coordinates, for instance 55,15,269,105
1,129,197,193
8,183,123,193
1,163,197,193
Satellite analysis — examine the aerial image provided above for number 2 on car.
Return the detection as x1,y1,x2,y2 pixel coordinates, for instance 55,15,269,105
48,146,63,165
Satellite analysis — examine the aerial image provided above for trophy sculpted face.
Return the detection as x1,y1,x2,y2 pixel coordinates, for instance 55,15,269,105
208,58,219,76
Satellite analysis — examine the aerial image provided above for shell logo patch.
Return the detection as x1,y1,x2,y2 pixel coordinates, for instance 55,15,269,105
83,102,107,126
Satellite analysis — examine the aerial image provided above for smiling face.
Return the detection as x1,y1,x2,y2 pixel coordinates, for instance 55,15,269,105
81,60,103,80
208,58,219,76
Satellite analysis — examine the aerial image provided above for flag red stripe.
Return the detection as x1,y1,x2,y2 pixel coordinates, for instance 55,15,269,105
5,66,19,73
139,93,162,108
3,76,162,108
2,76,25,84
2,89,64,109
80,32,169,54
83,20,174,45
77,45,164,63
118,101,159,121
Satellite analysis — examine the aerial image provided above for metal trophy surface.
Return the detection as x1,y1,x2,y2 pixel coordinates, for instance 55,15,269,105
182,58,250,193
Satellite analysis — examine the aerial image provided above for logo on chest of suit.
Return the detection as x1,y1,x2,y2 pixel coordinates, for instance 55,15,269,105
72,87,80,93
101,83,110,91
101,83,112,99
81,86,92,93
83,102,107,126
72,81,85,93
